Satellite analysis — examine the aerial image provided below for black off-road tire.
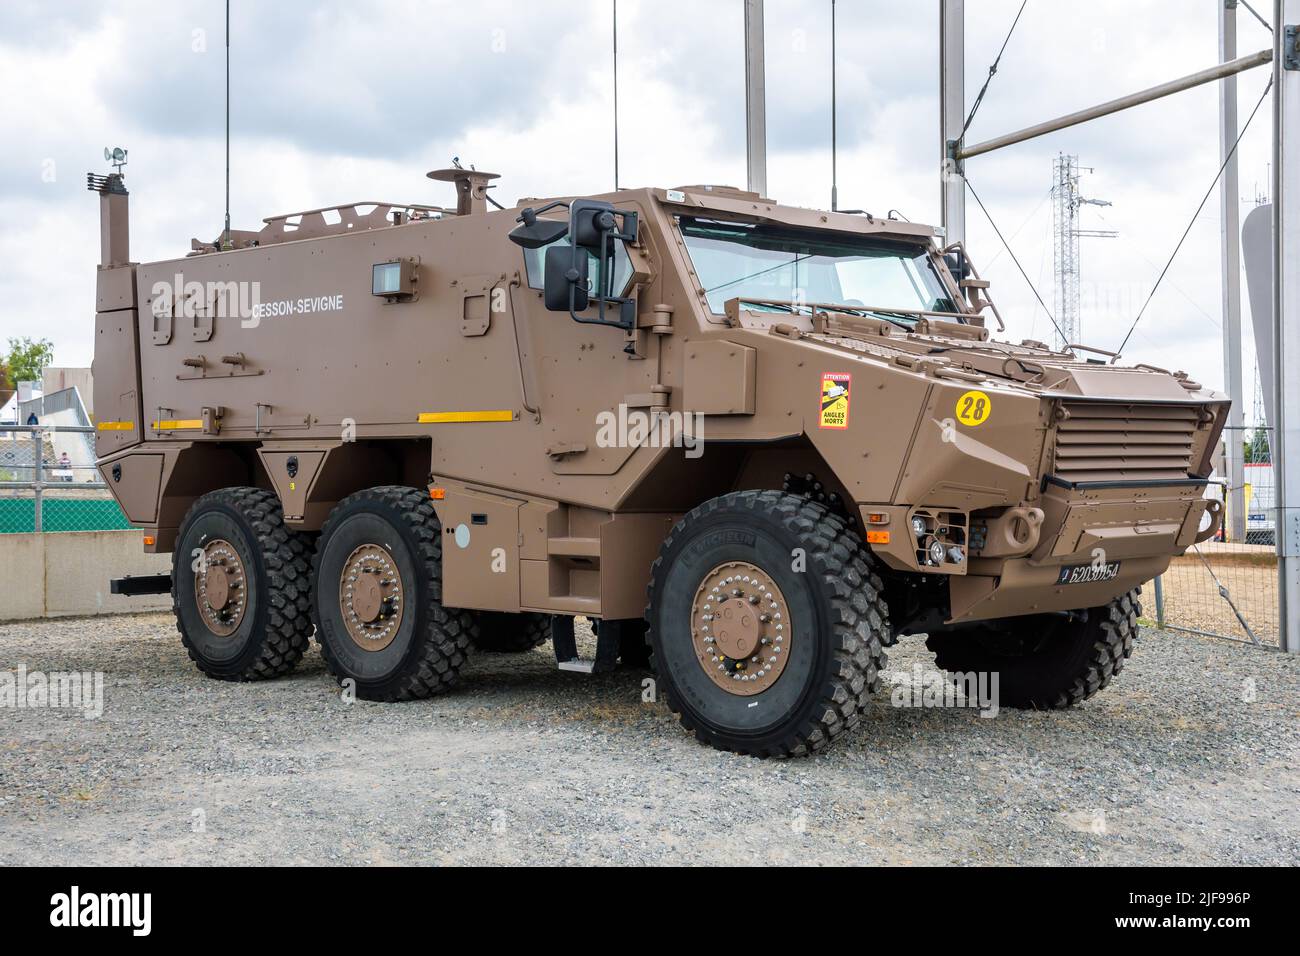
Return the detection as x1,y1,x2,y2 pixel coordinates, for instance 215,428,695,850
646,490,889,758
615,619,653,669
172,487,314,681
926,588,1141,709
589,618,654,669
473,611,551,652
311,486,476,701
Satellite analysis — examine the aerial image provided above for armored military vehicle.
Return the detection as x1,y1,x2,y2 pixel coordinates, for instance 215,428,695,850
90,160,1226,756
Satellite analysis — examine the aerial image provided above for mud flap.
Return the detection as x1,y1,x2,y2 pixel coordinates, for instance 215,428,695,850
552,615,621,673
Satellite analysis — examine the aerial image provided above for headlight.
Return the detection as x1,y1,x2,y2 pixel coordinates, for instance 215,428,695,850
927,539,946,566
911,516,928,538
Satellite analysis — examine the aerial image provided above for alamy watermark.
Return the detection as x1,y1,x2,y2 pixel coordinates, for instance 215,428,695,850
595,404,705,459
890,663,999,718
148,274,347,330
1,664,104,719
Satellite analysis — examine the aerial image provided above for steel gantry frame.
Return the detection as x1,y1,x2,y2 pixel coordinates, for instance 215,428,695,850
738,1,1296,650
1221,1,1248,545
935,0,1297,653
1274,0,1300,654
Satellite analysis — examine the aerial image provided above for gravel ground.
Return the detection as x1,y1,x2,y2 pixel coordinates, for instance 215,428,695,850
1,612,1297,866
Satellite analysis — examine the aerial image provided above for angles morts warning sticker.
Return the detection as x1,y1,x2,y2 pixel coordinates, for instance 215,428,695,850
819,373,851,429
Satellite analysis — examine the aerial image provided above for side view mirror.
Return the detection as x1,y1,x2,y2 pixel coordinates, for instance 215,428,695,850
508,203,569,249
544,246,588,312
540,199,639,331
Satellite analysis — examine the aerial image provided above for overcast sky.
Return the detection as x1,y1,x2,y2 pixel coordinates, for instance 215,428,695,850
0,0,1279,414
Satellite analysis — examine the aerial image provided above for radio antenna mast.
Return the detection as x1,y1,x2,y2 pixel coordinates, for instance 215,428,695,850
223,0,231,249
830,0,838,211
613,0,620,190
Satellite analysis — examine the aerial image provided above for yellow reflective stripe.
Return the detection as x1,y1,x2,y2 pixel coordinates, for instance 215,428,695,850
96,421,134,431
151,419,204,431
417,410,515,424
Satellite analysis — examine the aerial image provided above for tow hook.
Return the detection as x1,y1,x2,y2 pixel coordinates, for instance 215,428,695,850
1002,506,1045,553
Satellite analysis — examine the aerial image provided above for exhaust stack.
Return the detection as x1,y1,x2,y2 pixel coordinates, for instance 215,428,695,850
87,171,130,268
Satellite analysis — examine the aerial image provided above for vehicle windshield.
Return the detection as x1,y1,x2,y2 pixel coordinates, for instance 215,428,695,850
678,217,959,322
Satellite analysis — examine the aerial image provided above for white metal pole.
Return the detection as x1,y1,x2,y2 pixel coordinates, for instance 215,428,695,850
1221,0,1247,543
940,0,966,245
1275,0,1300,653
958,49,1273,160
744,0,767,198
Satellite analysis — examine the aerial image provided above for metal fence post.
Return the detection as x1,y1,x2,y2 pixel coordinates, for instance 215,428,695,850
31,427,43,533
1154,575,1165,628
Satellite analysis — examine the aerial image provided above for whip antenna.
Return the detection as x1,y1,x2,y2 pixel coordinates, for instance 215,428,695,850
830,0,837,211
223,0,231,249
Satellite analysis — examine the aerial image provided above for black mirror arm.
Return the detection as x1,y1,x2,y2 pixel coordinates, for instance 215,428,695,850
516,199,570,227
564,203,639,330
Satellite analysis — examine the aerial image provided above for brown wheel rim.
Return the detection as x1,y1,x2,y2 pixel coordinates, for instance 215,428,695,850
339,544,404,651
690,561,790,696
194,538,248,637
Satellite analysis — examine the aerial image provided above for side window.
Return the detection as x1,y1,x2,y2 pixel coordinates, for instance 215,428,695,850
522,234,635,298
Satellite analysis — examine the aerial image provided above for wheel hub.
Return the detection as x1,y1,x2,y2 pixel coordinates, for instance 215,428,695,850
690,561,790,696
194,539,247,637
713,598,761,658
339,544,403,651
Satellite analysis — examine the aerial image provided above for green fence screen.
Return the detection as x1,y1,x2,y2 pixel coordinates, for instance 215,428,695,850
0,498,133,534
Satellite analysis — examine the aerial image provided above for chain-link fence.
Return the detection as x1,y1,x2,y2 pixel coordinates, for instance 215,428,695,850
0,424,130,533
1151,429,1280,647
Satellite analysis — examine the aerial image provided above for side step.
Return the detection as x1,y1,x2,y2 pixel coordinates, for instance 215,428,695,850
552,616,620,674
110,573,172,596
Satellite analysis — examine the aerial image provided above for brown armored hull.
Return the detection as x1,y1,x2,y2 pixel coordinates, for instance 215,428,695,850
87,167,1226,755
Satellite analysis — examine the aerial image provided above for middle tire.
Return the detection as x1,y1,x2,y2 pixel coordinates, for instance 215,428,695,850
473,611,552,652
647,490,889,757
312,486,476,700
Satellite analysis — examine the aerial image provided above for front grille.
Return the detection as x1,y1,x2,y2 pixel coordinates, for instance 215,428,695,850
1052,401,1197,483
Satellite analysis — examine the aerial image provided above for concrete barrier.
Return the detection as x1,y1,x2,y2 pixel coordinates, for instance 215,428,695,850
0,530,171,621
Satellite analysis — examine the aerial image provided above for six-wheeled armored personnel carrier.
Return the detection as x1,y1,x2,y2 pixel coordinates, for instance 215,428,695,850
89,162,1226,756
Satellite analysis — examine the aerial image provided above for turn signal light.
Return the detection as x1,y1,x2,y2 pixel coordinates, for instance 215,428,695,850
429,488,446,500
142,535,155,546
866,530,890,545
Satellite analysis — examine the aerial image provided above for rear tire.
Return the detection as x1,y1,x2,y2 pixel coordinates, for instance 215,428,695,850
926,588,1141,709
172,487,314,681
646,490,888,758
473,611,551,652
311,486,475,700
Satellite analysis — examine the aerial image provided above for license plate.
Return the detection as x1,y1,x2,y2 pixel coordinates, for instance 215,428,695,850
1056,561,1122,585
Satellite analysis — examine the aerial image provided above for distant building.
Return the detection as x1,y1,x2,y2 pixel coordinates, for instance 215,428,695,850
43,368,94,421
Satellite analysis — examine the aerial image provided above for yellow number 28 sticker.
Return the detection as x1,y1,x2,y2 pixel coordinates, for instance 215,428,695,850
956,390,991,427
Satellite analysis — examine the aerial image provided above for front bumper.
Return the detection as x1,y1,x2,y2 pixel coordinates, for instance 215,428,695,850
948,478,1220,623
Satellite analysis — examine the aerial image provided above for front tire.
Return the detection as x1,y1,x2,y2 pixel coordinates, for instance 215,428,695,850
646,491,888,758
172,487,314,681
312,486,475,700
926,588,1141,709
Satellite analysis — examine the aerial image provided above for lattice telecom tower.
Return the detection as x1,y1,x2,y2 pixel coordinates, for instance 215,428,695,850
1051,154,1115,349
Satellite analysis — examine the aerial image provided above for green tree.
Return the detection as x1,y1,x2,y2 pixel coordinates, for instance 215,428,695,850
5,337,54,385
1244,425,1271,464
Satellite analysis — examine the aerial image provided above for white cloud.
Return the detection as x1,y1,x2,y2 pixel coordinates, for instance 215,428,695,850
0,0,1278,403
